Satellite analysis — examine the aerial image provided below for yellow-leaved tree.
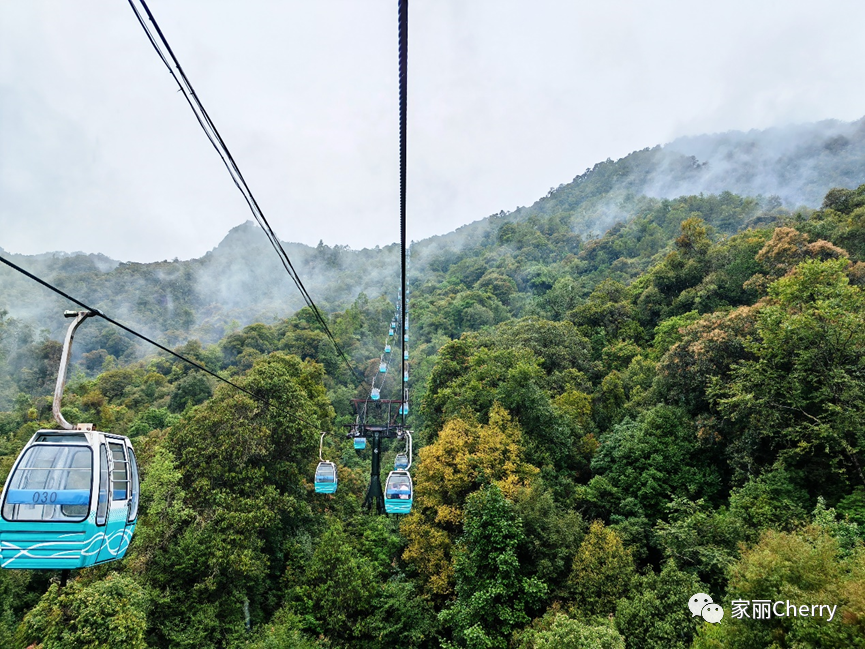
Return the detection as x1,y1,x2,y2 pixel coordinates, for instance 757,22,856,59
401,403,539,599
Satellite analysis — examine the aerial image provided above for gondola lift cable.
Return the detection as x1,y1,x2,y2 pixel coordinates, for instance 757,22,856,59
125,0,367,388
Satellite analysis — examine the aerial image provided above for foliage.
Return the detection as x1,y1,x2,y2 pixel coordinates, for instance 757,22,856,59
4,181,865,647
692,526,865,648
401,405,538,598
566,521,635,617
15,574,148,649
439,484,548,649
614,560,705,649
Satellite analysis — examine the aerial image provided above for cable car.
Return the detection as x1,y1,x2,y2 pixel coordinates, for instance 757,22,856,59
1,429,139,570
403,350,409,361
379,361,387,373
384,471,412,514
394,452,409,470
0,311,139,570
370,388,380,401
389,328,394,337
403,371,408,383
314,433,338,494
404,334,408,342
314,462,337,494
385,344,391,353
354,437,367,450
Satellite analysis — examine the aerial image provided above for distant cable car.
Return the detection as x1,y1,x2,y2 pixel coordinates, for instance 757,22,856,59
370,388,380,401
389,328,394,337
403,350,409,360
404,334,408,342
385,344,391,353
394,452,409,470
354,437,367,450
384,471,412,514
403,371,408,383
379,362,387,373
314,433,338,494
0,311,139,570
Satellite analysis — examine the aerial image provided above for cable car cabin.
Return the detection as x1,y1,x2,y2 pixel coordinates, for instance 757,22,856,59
399,403,409,415
313,461,338,494
389,328,394,337
379,362,387,373
354,437,367,450
385,344,391,353
0,429,139,570
394,453,409,470
384,471,412,514
370,388,381,401
404,371,409,383
403,351,409,360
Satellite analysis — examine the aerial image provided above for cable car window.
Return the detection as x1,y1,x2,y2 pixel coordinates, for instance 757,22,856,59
2,445,93,522
127,447,139,522
109,443,128,500
35,434,87,444
97,444,109,525
386,474,412,499
315,463,335,482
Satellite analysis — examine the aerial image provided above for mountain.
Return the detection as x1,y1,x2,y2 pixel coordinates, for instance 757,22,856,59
2,117,865,347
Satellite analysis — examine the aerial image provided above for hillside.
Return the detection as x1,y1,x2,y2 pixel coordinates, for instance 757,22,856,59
2,119,865,645
3,117,865,345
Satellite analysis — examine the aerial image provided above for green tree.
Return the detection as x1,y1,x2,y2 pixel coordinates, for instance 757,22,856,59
133,352,332,648
527,614,624,649
439,484,548,649
16,574,147,649
567,521,635,617
709,258,865,498
614,560,704,649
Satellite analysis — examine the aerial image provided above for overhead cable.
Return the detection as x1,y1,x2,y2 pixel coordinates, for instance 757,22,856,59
126,0,366,387
398,0,409,425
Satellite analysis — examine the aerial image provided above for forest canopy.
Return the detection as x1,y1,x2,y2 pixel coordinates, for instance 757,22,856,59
1,184,865,647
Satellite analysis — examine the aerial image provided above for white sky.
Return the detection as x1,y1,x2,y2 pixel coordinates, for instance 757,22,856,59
2,0,865,262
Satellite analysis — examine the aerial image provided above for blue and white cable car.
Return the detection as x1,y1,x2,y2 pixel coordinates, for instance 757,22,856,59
384,471,412,514
0,312,139,570
384,432,413,514
314,433,338,494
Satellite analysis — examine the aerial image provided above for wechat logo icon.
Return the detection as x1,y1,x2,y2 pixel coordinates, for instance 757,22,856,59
689,593,724,623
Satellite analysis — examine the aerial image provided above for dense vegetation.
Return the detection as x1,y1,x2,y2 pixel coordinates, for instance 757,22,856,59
2,184,865,647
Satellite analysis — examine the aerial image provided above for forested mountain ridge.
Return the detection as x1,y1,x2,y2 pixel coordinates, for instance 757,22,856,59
1,122,865,647
2,117,864,349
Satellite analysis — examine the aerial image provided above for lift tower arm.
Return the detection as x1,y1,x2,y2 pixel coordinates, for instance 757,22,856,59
52,311,97,430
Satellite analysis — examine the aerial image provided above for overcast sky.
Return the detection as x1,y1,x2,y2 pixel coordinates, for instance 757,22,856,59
2,1,865,263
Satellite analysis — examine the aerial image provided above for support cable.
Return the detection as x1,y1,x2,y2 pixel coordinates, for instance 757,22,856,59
398,0,408,426
126,0,366,387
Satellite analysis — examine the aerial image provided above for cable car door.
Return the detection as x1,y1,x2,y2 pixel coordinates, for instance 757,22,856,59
95,442,130,563
123,446,139,547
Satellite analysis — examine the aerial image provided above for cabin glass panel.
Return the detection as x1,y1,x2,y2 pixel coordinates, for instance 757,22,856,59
2,445,93,523
127,447,140,522
110,443,128,501
97,444,109,525
386,473,412,499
